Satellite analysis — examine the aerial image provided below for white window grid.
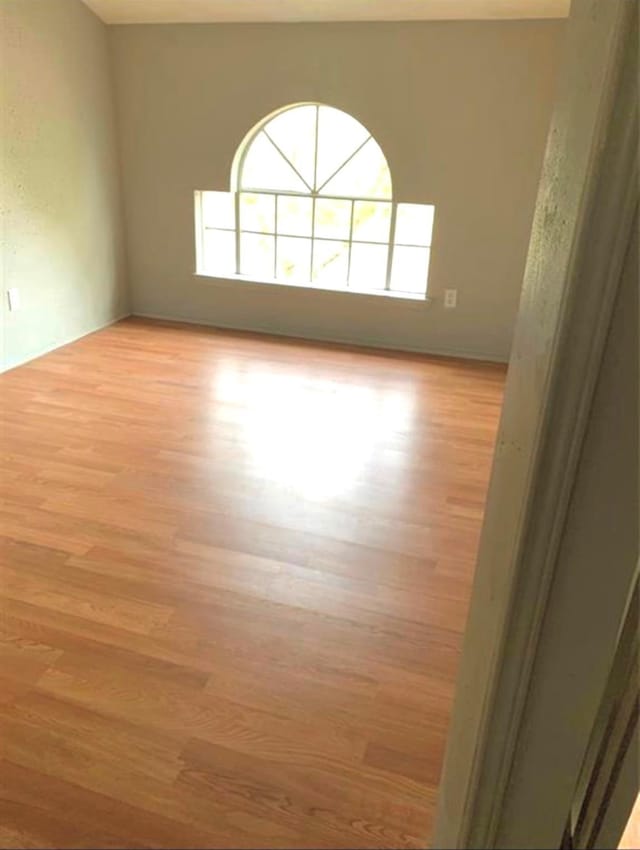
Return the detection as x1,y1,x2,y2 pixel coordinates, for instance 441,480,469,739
199,191,432,291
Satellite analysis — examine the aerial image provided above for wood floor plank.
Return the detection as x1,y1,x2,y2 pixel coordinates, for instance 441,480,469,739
0,760,236,850
0,317,505,847
0,710,269,848
0,690,186,785
35,659,368,768
0,801,132,850
177,738,429,849
1,562,174,636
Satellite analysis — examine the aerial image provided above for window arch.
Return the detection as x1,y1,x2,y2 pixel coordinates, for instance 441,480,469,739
235,103,392,200
196,103,434,297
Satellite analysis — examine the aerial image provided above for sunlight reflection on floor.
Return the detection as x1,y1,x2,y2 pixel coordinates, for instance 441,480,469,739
213,360,415,501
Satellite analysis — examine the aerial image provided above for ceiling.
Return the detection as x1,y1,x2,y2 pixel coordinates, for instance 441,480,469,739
82,0,570,25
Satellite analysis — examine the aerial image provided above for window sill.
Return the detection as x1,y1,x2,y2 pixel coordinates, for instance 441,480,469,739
194,271,431,303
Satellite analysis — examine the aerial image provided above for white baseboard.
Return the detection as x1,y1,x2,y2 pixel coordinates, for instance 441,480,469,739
131,310,509,365
0,311,132,374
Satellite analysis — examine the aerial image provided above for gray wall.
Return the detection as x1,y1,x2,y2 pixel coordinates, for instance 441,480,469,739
0,0,128,372
111,20,564,361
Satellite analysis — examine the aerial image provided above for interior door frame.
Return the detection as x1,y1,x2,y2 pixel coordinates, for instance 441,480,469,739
432,0,639,846
570,564,640,849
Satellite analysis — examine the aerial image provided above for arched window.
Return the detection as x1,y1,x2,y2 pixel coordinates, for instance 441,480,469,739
195,104,434,297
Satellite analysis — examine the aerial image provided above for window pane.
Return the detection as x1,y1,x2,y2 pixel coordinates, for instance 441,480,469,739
240,232,275,279
349,243,388,290
315,198,351,240
315,105,370,191
241,131,308,193
394,203,435,246
312,240,349,287
352,201,391,243
239,192,275,234
277,195,312,237
264,106,316,190
320,138,391,199
201,191,235,230
276,236,311,283
390,246,430,294
202,228,236,276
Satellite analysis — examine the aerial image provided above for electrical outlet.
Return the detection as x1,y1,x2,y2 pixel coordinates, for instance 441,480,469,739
7,287,20,311
444,288,457,309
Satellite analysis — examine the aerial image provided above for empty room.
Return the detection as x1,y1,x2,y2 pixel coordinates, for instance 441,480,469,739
5,1,636,848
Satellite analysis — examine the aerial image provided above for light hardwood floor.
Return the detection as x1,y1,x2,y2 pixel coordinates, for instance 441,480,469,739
0,318,506,849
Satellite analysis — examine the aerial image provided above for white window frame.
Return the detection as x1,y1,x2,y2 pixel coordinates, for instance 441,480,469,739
195,104,434,299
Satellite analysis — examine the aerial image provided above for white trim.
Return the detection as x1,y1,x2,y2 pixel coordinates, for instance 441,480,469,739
433,0,638,846
0,312,132,375
193,190,205,274
192,270,428,302
130,311,509,364
81,0,571,25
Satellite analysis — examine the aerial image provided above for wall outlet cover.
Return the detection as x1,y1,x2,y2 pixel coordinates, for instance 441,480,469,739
7,288,20,311
444,289,457,308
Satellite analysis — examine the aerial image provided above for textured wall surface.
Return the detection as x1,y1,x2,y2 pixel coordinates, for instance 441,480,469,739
0,0,128,371
111,20,564,361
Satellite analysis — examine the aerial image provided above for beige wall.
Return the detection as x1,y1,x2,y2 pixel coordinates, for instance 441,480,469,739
111,20,563,361
0,0,128,372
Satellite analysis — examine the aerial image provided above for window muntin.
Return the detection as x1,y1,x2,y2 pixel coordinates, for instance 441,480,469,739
196,104,434,297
